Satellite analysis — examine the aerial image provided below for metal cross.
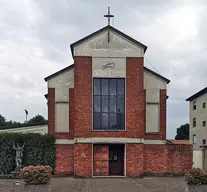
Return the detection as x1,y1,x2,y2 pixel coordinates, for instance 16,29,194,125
104,7,114,26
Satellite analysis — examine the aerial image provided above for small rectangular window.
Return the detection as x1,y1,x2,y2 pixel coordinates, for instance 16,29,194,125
203,139,206,145
193,101,196,110
193,118,196,127
193,135,196,144
203,121,206,127
203,102,206,109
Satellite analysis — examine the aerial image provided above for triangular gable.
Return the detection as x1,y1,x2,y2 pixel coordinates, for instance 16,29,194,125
70,26,147,58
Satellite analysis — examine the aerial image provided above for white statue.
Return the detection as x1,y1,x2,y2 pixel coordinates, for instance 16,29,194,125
13,142,25,171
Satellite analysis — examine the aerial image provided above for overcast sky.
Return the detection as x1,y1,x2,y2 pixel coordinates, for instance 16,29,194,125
0,0,207,138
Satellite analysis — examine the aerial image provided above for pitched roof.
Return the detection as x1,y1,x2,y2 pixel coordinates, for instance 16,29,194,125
186,87,207,101
144,66,170,84
70,25,148,58
44,64,74,81
44,64,170,84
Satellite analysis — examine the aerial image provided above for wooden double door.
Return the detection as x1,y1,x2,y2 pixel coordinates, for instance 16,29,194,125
109,144,125,176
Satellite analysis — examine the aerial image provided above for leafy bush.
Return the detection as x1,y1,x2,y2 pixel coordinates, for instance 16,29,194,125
0,133,55,174
185,168,207,185
20,165,52,185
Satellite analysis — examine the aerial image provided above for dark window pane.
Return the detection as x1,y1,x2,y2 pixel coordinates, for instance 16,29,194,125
93,78,125,131
109,96,116,112
102,79,108,95
102,113,109,129
94,79,100,95
110,113,117,130
117,112,125,130
109,79,116,95
94,113,101,130
94,96,100,112
102,96,108,112
117,96,125,112
117,79,125,95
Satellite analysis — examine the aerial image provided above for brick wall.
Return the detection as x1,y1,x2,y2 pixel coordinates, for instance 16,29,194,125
144,144,192,175
144,89,166,140
144,145,167,173
74,144,92,177
126,144,144,176
73,56,145,138
55,144,74,175
167,144,193,174
93,144,109,176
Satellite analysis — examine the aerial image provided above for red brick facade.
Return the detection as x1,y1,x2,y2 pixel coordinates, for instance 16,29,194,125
144,144,193,175
74,144,92,177
47,43,192,177
126,58,144,138
126,144,144,176
55,145,74,175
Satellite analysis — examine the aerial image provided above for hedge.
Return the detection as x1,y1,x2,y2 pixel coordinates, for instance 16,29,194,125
0,133,56,174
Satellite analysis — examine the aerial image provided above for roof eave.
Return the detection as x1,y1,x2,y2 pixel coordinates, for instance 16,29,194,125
144,66,170,84
186,87,207,101
44,64,74,82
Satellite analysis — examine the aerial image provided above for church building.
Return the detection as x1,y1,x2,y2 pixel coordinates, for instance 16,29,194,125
44,11,192,177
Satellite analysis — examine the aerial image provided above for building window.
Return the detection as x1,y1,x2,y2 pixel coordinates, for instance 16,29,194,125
193,135,196,144
203,121,206,127
193,101,196,110
203,102,206,109
193,118,196,127
203,139,206,145
93,78,125,131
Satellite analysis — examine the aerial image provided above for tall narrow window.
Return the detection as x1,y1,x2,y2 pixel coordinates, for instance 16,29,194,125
193,135,196,144
193,101,196,110
93,78,125,131
193,118,196,127
203,102,206,109
203,121,206,127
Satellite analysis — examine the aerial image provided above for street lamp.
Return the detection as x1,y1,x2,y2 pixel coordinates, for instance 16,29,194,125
24,110,28,123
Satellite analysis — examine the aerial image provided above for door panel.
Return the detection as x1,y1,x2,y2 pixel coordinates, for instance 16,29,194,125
109,145,124,176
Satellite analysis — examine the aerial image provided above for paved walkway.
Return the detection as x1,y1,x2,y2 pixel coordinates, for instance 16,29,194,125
1,177,185,192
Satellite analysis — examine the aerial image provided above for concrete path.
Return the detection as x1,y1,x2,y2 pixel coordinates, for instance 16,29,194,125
1,177,185,192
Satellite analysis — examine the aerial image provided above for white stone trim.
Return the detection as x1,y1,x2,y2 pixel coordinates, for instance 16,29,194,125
55,138,166,145
55,139,74,145
144,140,165,144
74,137,144,144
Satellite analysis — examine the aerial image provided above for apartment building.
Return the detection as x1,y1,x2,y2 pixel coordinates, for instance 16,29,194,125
186,87,207,170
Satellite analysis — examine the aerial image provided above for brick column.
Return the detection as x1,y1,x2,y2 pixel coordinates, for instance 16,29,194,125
74,56,92,138
126,57,144,138
160,89,167,140
48,88,55,134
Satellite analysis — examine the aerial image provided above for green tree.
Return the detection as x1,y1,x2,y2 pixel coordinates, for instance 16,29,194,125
28,115,46,124
5,121,21,126
0,114,6,126
175,123,189,140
